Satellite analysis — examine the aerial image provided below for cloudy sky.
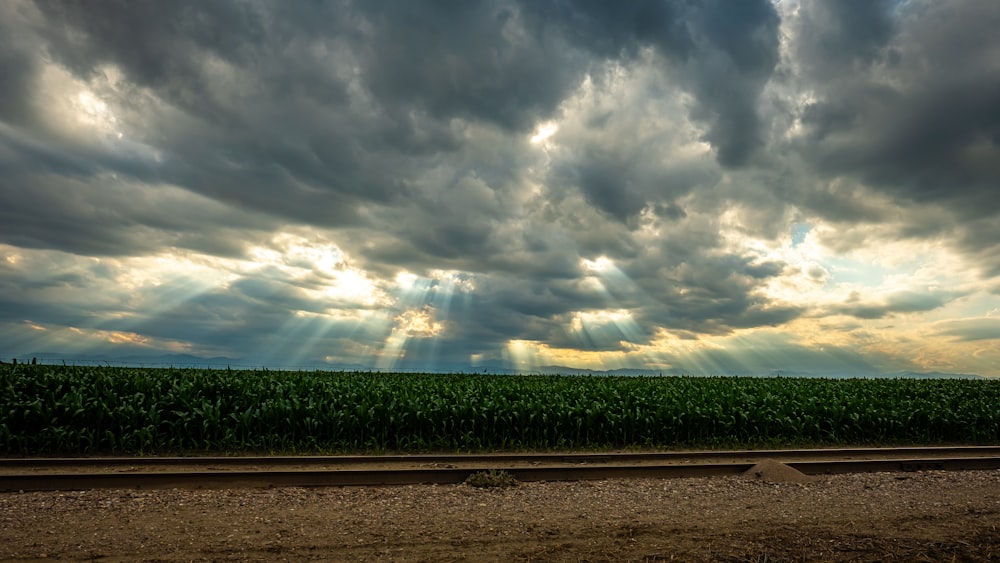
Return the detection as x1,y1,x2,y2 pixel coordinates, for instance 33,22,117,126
2,0,999,375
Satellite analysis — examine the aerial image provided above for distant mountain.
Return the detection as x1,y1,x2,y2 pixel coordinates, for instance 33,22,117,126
9,353,985,378
18,352,242,369
479,366,986,379
878,371,982,380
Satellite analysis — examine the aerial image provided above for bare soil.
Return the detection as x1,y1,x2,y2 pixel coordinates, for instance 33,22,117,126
1,469,998,562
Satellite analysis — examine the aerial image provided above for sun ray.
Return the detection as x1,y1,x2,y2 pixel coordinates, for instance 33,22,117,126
504,339,539,372
577,257,650,350
375,306,443,371
372,270,474,371
420,271,461,370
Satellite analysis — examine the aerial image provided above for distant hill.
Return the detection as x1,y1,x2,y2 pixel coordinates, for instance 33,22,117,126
8,353,985,379
15,352,243,369
876,371,982,380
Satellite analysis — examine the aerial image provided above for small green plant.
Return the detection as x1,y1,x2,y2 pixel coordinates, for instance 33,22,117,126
465,469,519,488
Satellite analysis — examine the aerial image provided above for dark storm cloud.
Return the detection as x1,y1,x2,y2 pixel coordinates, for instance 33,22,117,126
834,289,962,321
0,248,134,330
935,318,1000,343
4,0,999,374
520,0,780,166
681,0,781,166
0,255,393,364
628,251,801,336
552,140,719,223
0,169,274,257
789,0,1000,220
33,0,270,106
0,16,38,126
405,274,610,352
354,1,580,132
0,0,583,271
12,1,427,237
566,151,649,222
794,0,894,76
954,219,1000,278
118,286,328,351
457,203,806,342
2,0,780,263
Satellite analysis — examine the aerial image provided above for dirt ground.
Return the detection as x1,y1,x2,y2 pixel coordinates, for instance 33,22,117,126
1,468,998,562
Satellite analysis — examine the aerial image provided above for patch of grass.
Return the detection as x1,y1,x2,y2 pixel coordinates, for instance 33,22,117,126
465,469,519,489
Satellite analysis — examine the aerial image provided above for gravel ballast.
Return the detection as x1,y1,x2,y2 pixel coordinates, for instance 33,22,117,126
1,469,998,561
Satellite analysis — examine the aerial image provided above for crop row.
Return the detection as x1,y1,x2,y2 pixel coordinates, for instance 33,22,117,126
1,364,998,454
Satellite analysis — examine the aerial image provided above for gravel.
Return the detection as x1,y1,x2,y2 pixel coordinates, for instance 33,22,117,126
1,469,999,561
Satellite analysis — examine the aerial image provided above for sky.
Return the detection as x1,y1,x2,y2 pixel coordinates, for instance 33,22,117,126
2,0,999,376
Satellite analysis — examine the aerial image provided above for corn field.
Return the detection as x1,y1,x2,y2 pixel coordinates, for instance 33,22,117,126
1,364,998,455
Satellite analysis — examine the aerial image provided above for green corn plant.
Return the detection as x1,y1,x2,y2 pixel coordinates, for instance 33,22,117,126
1,364,999,455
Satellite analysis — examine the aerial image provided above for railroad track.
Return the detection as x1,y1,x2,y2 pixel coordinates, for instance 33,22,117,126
3,446,999,491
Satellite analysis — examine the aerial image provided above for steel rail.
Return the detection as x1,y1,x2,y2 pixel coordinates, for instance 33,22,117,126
2,447,1000,491
3,445,1000,467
